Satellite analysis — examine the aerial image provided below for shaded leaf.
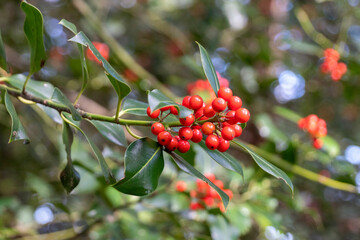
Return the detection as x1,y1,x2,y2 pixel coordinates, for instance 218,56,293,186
168,151,229,209
0,30,7,71
21,0,46,75
106,73,129,102
4,91,30,143
113,138,164,196
120,98,148,116
148,89,192,118
51,88,82,121
8,74,54,99
36,104,62,124
87,119,127,147
196,42,220,95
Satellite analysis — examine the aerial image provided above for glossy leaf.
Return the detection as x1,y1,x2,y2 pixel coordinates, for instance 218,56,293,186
233,140,294,194
198,141,244,180
21,0,46,75
61,113,115,184
69,31,131,100
60,120,80,193
113,138,164,196
120,98,148,116
148,89,192,118
4,91,30,143
168,151,229,209
196,42,220,95
87,119,127,147
0,30,7,71
36,104,62,124
51,88,82,121
8,74,54,99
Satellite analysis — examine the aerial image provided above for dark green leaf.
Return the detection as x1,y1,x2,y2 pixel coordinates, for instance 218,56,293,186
198,141,244,180
113,138,164,196
168,151,229,209
62,112,115,184
8,74,54,99
106,73,129,102
120,98,148,116
176,144,196,166
4,91,30,143
69,31,131,99
87,119,127,147
233,140,294,194
0,30,7,71
51,88,82,121
148,89,192,118
196,42,220,95
59,19,77,34
36,104,62,124
21,0,46,75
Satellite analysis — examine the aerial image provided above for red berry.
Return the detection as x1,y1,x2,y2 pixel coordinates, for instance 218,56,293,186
174,135,181,141
212,98,227,112
179,127,194,140
189,95,204,110
221,126,235,140
194,107,204,119
203,104,216,118
147,106,160,119
232,124,243,137
170,106,179,115
235,108,250,123
179,114,195,126
86,42,109,64
217,138,230,152
228,96,242,110
178,140,190,153
157,131,172,145
191,129,203,143
166,137,179,151
175,181,187,192
313,138,323,149
226,110,238,124
201,122,215,135
205,135,219,150
218,87,233,101
151,122,165,135
182,96,191,108
191,125,201,130
160,106,171,112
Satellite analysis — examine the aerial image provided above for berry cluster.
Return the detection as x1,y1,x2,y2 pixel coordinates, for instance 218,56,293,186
148,87,250,153
86,42,110,64
320,48,347,81
298,114,327,149
175,173,233,212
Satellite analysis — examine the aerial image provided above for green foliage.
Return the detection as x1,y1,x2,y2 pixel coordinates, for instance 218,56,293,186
88,119,127,147
0,30,7,71
120,98,148,116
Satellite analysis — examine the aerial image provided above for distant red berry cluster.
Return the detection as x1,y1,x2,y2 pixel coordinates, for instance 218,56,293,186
298,114,327,149
86,42,110,64
320,48,347,81
175,173,233,212
148,87,250,153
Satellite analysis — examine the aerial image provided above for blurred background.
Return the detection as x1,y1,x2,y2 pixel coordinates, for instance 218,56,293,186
0,0,360,239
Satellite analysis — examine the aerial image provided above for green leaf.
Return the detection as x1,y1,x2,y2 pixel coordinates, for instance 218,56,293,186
7,74,54,99
0,30,7,71
69,31,131,99
148,89,192,118
106,73,129,102
61,112,115,184
273,106,302,123
322,136,340,157
196,42,220,95
36,104,62,124
59,19,89,103
60,120,80,193
21,0,46,75
168,151,229,209
198,141,244,180
87,119,127,147
113,138,164,196
51,88,82,121
4,91,30,143
120,98,148,116
233,140,294,194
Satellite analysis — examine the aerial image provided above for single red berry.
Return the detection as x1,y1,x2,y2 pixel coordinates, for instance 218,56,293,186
191,129,203,143
313,138,323,149
191,125,201,130
201,122,215,135
194,107,204,119
170,106,179,115
222,122,231,127
178,140,190,153
189,95,204,110
179,114,195,126
179,127,194,140
151,122,165,135
226,110,238,124
212,97,227,112
235,108,250,123
147,106,160,119
221,126,235,140
217,138,230,152
228,96,242,110
203,104,216,118
174,135,181,141
175,181,187,192
166,137,179,151
157,131,172,145
232,124,243,137
218,87,233,101
160,106,171,112
182,96,191,108
205,135,220,150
